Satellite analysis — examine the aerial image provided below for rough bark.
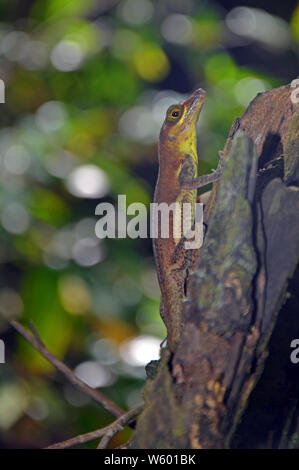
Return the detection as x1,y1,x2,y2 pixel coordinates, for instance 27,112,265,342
132,83,299,449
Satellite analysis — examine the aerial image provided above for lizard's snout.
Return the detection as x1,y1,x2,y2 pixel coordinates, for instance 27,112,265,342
181,88,206,123
192,88,206,97
182,88,206,108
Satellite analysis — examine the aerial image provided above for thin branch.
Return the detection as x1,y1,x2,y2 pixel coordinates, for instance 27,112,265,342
9,319,125,419
46,404,144,449
96,425,121,449
97,434,113,449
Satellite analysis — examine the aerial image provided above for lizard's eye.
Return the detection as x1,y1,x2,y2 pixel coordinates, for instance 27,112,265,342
166,105,183,122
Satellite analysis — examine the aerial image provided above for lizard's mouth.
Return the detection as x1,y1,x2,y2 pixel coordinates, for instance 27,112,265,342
182,88,206,126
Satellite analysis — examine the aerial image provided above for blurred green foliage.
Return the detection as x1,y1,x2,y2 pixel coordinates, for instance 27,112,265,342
0,0,297,449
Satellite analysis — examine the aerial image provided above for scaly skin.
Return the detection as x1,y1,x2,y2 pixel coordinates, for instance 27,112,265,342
153,88,224,351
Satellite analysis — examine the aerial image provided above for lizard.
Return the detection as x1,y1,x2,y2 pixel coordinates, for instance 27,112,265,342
153,88,225,352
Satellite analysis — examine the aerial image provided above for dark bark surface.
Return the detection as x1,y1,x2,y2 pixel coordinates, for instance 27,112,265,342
132,83,299,449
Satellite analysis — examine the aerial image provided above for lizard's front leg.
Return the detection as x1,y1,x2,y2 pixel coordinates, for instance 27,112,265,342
179,151,225,190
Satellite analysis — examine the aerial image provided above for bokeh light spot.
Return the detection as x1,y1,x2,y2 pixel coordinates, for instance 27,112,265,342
133,45,170,82
0,288,24,319
119,335,161,366
1,203,30,234
234,77,268,106
51,40,83,71
66,164,110,199
4,145,31,175
35,101,67,133
74,361,115,388
161,14,193,44
119,0,154,25
72,238,105,266
58,274,92,315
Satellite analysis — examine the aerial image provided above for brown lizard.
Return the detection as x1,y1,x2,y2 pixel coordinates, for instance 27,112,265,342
153,88,224,351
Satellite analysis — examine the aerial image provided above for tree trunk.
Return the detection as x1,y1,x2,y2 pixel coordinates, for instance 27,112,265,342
132,83,299,449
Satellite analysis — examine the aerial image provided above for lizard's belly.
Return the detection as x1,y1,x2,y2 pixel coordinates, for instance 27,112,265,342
174,189,197,244
152,188,196,287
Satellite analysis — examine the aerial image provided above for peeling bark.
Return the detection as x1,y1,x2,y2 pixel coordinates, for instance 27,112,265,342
132,83,299,449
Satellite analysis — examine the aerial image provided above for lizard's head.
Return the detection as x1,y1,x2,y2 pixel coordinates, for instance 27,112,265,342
160,88,206,157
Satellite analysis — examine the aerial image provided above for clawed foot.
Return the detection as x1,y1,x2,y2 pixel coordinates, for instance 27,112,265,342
211,150,225,174
180,150,225,189
218,150,225,165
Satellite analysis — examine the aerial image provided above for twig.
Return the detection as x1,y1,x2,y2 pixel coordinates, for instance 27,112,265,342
47,404,144,449
97,434,113,449
9,319,125,418
96,426,121,449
